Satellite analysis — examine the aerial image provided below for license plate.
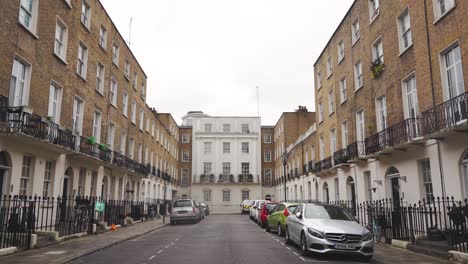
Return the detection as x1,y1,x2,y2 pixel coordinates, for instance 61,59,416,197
177,210,187,214
335,243,355,250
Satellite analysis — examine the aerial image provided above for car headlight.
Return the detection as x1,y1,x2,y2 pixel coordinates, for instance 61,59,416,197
362,231,373,241
307,228,324,239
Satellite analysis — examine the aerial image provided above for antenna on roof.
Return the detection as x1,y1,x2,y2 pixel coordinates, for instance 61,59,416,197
256,85,260,118
127,17,134,48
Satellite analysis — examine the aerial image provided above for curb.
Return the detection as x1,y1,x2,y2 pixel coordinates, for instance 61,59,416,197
449,250,468,264
391,239,410,249
57,222,169,264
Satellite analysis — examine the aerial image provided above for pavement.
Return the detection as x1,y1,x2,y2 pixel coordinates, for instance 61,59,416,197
0,215,454,264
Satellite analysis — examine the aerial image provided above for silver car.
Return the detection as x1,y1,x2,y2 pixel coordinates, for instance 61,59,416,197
170,199,201,224
285,203,373,261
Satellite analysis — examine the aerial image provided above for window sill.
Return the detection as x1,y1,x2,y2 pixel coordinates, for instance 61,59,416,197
63,0,72,8
369,10,380,25
354,85,363,93
398,43,413,57
95,89,104,97
53,53,68,65
433,6,455,25
81,22,91,33
327,73,333,79
113,61,119,68
124,74,130,81
338,57,344,64
340,99,347,105
76,73,87,82
18,21,39,39
328,111,335,117
352,38,359,47
110,103,117,109
99,45,107,53
131,121,136,125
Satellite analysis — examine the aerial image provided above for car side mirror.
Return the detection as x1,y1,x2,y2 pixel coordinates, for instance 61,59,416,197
253,206,257,209
295,212,302,219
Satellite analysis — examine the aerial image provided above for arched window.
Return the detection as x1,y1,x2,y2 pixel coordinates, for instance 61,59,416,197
0,151,12,195
460,150,468,199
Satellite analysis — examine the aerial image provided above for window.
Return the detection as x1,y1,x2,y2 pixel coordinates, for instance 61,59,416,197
78,168,86,196
140,83,146,100
204,190,212,201
352,19,360,45
133,71,138,89
364,171,373,201
120,130,126,154
131,100,136,124
72,97,84,134
112,43,120,66
241,163,250,176
19,0,38,33
264,169,272,186
242,142,249,154
264,150,272,162
182,134,190,143
326,57,333,77
318,101,324,123
204,124,212,132
433,0,455,20
10,58,31,107
77,42,88,78
441,44,464,100
182,150,189,162
328,90,335,115
397,9,413,53
129,137,135,158
242,124,249,133
107,123,115,150
372,37,384,63
319,136,324,160
369,0,380,21
339,77,347,103
337,40,345,63
356,110,365,142
403,75,419,119
376,96,387,131
223,124,231,133
99,25,107,49
96,63,105,94
330,129,336,153
317,71,322,89
354,62,363,89
242,190,250,201
146,118,150,133
110,77,118,107
264,134,272,143
124,60,130,79
54,19,68,60
334,178,340,201
144,146,148,164
223,142,230,153
43,161,54,198
204,142,212,153
223,191,231,202
181,169,189,186
203,162,212,175
139,109,144,130
222,162,231,177
93,110,102,143
137,143,142,162
81,0,91,29
48,82,62,124
20,156,33,196
122,91,128,117
420,159,433,201
90,172,97,196
341,121,348,147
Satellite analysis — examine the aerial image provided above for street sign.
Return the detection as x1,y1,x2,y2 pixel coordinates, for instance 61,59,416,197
95,202,105,212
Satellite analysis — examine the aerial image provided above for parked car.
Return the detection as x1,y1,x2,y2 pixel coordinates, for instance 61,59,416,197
266,202,298,236
258,202,278,228
170,199,202,224
284,203,373,261
241,200,254,214
199,202,210,216
250,200,266,220
253,201,266,223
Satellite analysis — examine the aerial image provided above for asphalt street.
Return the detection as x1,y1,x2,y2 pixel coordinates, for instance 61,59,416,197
67,215,442,264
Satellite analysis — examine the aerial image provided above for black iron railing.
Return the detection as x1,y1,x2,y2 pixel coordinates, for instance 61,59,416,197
315,157,333,173
333,148,349,165
347,141,366,160
422,91,468,135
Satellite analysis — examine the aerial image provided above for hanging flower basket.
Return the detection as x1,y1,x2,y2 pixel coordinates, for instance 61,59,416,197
98,143,107,150
88,136,96,145
370,60,385,79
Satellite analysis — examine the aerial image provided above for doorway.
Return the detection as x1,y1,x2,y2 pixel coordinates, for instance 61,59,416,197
346,176,356,215
63,168,73,198
386,166,401,207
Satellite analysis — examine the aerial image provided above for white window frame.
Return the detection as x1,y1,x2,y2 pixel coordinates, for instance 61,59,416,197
20,156,33,196
72,96,84,134
99,25,107,49
356,110,365,142
326,57,333,78
222,190,230,201
124,60,130,79
81,0,91,30
131,100,136,124
182,150,189,162
223,142,230,154
352,18,360,45
264,150,272,162
318,101,324,123
339,77,347,103
204,124,212,133
48,81,63,124
204,142,212,154
19,0,39,34
203,162,212,175
54,17,68,61
319,136,324,160
139,108,144,130
330,128,336,154
241,142,249,154
223,124,231,133
204,190,212,201
439,42,465,100
433,0,455,22
328,90,335,115
402,73,419,119
372,37,384,63
354,61,363,90
222,162,231,177
397,8,413,54
76,42,88,79
120,130,127,154
122,91,128,117
112,42,120,66
96,62,105,94
43,161,54,198
9,56,31,107
317,71,322,89
341,121,348,147
110,77,118,107
375,96,387,132
241,124,249,133
369,0,380,23
93,110,102,143
107,122,115,150
264,134,272,143
182,134,190,143
337,40,345,63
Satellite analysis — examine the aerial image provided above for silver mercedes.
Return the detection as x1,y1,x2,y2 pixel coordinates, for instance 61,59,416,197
285,203,373,261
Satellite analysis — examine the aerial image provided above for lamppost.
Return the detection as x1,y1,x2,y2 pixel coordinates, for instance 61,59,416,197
162,169,168,224
282,150,288,202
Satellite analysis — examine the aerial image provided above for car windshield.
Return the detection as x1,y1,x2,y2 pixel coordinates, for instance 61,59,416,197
173,200,192,207
265,204,277,211
304,204,354,221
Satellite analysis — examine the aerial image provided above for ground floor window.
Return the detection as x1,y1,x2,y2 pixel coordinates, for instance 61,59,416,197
223,190,230,201
460,150,468,199
420,159,433,201
203,190,212,201
242,190,249,201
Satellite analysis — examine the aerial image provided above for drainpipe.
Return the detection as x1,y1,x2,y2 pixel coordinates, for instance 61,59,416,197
423,0,446,198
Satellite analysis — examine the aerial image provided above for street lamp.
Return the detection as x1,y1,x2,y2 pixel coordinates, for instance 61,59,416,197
282,150,288,202
162,169,168,224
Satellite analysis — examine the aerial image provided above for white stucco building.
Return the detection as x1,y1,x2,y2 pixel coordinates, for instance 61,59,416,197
182,112,263,213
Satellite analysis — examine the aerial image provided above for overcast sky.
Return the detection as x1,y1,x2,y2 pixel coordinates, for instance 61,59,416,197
100,0,354,125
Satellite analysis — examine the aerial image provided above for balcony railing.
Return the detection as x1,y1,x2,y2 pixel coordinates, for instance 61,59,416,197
308,161,315,173
365,118,422,155
238,174,253,183
422,91,468,135
218,174,234,183
333,148,349,165
294,168,299,178
315,157,333,173
347,141,366,160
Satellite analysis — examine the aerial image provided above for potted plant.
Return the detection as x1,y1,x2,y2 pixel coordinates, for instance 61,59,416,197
370,59,385,79
98,143,108,150
88,136,96,145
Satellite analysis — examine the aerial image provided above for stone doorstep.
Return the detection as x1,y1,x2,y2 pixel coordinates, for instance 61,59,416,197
449,250,468,264
392,238,453,261
0,247,17,257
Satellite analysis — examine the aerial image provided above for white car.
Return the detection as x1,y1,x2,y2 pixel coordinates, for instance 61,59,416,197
285,203,373,262
253,201,266,223
250,200,266,221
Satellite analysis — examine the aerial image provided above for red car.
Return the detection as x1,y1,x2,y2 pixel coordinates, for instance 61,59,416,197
258,202,278,228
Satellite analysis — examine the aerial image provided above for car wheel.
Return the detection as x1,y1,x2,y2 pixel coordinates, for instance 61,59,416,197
300,233,309,256
285,226,292,245
277,224,284,237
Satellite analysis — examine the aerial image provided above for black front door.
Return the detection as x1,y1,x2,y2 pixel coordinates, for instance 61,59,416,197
391,177,400,207
62,177,69,197
0,169,4,196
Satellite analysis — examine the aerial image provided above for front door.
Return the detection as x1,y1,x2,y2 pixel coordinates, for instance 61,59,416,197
62,176,69,197
0,169,4,195
391,177,401,207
